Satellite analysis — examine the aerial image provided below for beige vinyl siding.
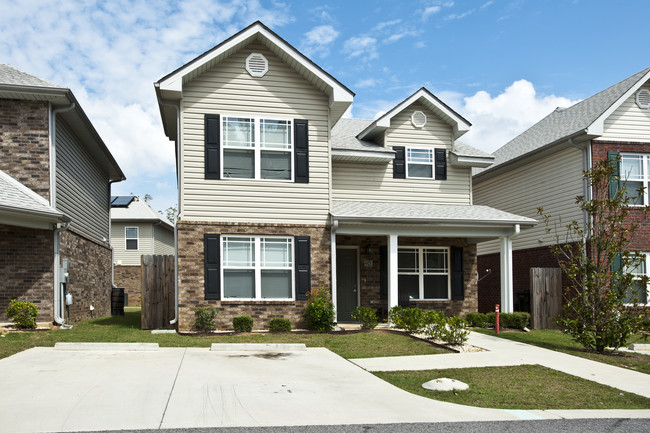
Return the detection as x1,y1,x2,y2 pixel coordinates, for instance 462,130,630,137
332,103,471,204
153,225,175,255
181,42,330,224
55,119,110,243
474,147,584,255
599,82,650,142
111,222,153,266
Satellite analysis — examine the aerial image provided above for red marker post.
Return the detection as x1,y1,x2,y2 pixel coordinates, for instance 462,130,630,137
495,304,500,334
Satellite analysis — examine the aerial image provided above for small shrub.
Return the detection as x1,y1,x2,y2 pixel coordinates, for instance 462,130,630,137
422,310,446,340
233,315,254,332
465,312,489,328
442,316,470,345
501,312,530,330
350,306,378,329
269,317,292,332
304,286,335,332
6,300,38,329
486,312,497,327
388,306,424,333
194,306,217,332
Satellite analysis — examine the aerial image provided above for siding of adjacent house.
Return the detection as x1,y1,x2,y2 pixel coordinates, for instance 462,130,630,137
112,222,153,265
474,146,584,255
153,224,174,255
180,42,330,224
598,82,650,142
56,119,110,243
332,103,472,204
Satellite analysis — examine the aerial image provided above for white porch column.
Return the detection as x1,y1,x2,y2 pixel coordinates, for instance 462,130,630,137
387,234,399,315
500,236,514,313
331,228,338,322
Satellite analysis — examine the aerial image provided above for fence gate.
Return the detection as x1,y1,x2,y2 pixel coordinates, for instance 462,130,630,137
530,267,562,329
141,255,175,330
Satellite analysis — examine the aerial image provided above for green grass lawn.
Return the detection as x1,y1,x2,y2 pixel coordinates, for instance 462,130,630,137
376,365,650,409
474,328,650,375
0,311,450,360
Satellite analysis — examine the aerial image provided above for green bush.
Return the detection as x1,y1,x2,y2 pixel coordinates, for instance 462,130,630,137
465,312,490,328
6,300,38,329
422,311,470,345
486,312,497,326
269,317,292,332
501,312,530,330
350,306,378,329
194,306,218,332
304,286,335,332
388,306,424,333
233,315,254,332
422,310,446,340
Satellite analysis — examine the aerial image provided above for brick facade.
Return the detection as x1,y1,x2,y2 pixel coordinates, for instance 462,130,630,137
60,230,112,322
0,224,54,322
176,221,331,332
114,265,142,306
0,99,50,201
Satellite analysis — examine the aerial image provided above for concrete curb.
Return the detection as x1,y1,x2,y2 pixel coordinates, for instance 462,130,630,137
210,343,307,351
54,342,160,351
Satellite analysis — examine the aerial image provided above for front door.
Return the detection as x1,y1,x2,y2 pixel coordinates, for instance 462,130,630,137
336,248,358,322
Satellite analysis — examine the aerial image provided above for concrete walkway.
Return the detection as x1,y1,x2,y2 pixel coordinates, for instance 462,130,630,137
351,331,650,399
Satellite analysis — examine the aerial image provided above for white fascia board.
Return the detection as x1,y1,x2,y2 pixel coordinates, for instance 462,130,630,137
449,153,495,168
586,70,650,136
333,221,528,239
158,24,354,104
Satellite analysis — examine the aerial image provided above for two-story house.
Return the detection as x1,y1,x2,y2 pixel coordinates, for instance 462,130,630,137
474,68,650,313
110,195,175,306
155,22,535,332
0,64,125,325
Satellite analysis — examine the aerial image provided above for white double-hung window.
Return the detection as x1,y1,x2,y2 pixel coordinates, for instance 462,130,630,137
398,247,450,300
624,253,649,305
222,116,293,180
222,236,294,300
406,148,434,178
125,227,139,250
620,154,650,205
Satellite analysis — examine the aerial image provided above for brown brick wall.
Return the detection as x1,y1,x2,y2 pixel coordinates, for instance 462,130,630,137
114,265,142,306
0,99,50,201
176,221,331,332
60,230,112,322
0,224,54,322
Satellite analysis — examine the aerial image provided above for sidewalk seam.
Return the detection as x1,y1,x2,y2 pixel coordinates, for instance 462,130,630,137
159,347,187,429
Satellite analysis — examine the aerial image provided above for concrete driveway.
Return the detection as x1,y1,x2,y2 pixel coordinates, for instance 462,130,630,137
0,344,522,433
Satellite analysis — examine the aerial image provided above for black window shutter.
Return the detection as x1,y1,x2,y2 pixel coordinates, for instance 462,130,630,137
608,151,621,199
435,148,447,180
393,146,405,179
204,234,221,300
451,246,464,300
294,119,309,183
205,114,220,179
379,246,387,301
295,236,311,300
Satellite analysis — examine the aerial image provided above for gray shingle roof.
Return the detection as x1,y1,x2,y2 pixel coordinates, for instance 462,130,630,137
0,64,63,88
332,118,393,153
110,196,173,229
474,67,650,178
331,200,536,226
0,169,68,221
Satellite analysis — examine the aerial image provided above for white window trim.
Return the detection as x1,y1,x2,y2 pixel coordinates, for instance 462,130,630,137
125,226,139,251
626,252,649,306
398,246,450,300
406,147,434,179
220,114,294,182
221,235,295,301
620,153,650,206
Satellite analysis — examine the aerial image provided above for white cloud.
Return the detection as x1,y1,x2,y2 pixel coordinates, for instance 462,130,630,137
301,25,339,58
354,78,380,88
343,36,378,60
422,6,441,20
457,80,580,153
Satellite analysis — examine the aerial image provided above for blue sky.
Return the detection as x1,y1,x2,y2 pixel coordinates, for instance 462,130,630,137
1,0,647,214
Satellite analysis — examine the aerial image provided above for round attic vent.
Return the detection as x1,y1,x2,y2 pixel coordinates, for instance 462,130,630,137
411,110,427,128
246,53,268,77
636,89,650,109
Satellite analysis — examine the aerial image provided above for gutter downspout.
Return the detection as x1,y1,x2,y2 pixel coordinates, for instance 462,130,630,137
330,218,339,322
108,180,118,288
157,96,181,326
53,221,71,325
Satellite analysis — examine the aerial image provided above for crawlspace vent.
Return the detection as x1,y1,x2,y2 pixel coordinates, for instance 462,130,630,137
246,53,268,77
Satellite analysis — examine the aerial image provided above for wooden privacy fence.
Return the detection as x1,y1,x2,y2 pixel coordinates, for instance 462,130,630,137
141,255,174,330
530,267,562,329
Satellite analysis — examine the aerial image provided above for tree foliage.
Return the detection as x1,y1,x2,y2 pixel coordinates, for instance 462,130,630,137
539,156,648,352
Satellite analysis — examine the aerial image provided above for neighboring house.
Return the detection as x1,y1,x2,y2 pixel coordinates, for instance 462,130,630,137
110,195,175,305
474,68,650,313
0,64,125,324
155,21,535,332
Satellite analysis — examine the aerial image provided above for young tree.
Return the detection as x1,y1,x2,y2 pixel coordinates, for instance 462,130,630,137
165,206,178,224
539,156,648,353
